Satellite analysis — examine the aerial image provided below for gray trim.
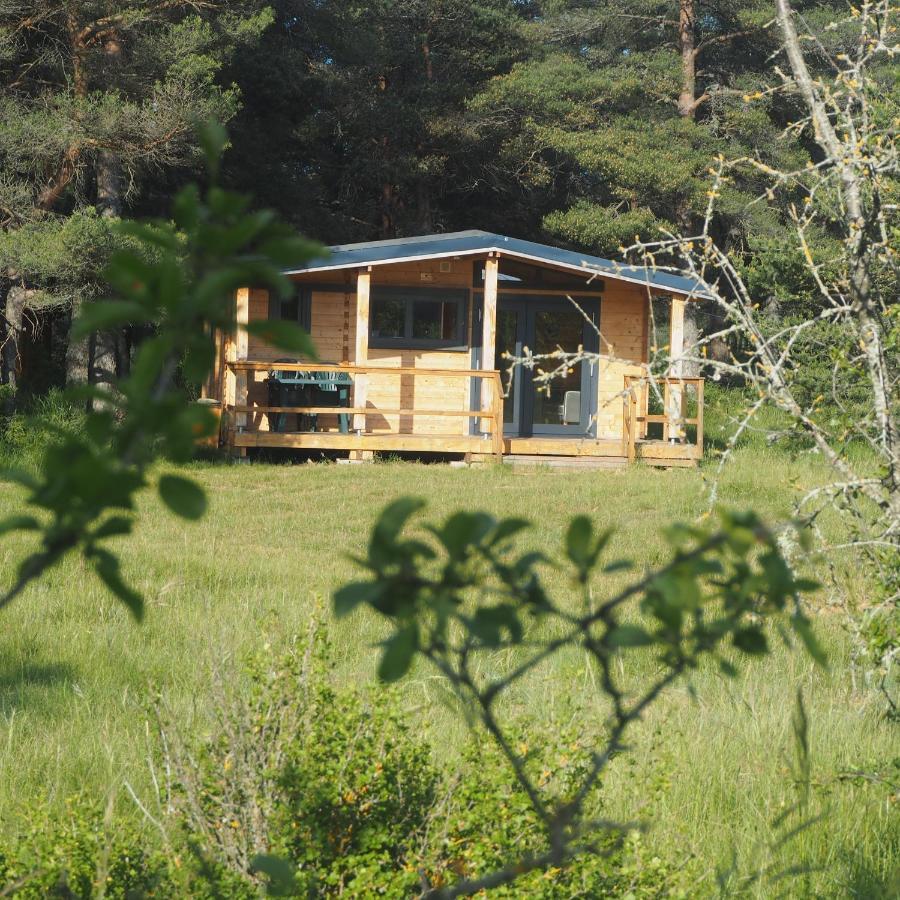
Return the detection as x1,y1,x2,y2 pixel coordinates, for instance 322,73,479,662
369,285,469,351
284,230,710,298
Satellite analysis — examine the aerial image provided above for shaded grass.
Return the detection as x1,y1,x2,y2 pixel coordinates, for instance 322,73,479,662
0,443,896,896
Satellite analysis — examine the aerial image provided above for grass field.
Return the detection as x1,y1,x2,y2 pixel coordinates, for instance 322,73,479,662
0,434,898,896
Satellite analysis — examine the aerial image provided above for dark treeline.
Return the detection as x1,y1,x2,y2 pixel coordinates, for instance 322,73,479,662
0,1,857,398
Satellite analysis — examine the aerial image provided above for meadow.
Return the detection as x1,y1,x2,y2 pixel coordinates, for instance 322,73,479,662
0,413,897,896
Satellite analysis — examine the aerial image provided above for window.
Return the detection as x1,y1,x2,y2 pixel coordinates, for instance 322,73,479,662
369,287,468,349
270,287,311,332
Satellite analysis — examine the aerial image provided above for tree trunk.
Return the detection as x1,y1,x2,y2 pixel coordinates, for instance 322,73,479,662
673,0,701,373
96,150,124,218
96,33,124,217
380,181,395,238
677,0,697,119
2,277,26,399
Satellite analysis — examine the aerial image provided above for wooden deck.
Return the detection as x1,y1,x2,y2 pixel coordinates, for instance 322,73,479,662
221,361,704,467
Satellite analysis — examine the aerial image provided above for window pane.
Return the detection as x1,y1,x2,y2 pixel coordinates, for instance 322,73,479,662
280,296,299,321
412,300,458,341
371,298,406,339
532,309,583,426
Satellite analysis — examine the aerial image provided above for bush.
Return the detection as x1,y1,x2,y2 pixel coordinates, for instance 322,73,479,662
274,686,438,896
0,388,86,469
0,622,694,898
421,735,690,898
0,797,169,898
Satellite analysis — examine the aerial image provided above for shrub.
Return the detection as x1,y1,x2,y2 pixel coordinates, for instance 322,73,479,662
273,686,438,896
0,797,169,898
160,621,439,897
0,388,86,469
421,735,691,898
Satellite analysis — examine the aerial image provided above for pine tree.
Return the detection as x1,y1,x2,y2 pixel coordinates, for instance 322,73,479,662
0,1,272,393
223,0,526,241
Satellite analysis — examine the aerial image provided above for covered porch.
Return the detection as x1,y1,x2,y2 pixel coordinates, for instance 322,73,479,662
219,360,704,467
209,231,707,467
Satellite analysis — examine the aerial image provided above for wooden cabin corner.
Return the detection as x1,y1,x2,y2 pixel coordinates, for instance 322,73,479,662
204,232,706,468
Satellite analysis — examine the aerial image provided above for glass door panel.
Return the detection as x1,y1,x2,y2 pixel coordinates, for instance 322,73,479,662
495,306,523,432
531,308,585,428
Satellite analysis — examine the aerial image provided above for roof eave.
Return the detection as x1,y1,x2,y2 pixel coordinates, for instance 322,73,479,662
285,246,709,298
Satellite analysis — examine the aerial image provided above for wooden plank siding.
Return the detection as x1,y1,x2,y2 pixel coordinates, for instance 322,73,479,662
236,256,657,445
595,282,650,439
244,259,478,436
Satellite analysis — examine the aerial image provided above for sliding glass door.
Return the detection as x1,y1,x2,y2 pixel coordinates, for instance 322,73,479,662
492,295,599,437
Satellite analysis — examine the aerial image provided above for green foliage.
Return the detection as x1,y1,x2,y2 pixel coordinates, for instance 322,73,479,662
422,738,689,898
0,126,321,616
0,388,86,468
341,501,820,687
273,685,438,895
0,797,168,898
335,500,822,893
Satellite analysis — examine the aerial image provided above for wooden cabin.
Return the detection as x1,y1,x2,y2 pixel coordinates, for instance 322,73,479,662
206,231,706,466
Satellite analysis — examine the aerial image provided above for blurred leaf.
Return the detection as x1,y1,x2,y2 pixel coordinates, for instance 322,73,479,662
250,854,296,897
199,119,228,178
334,581,383,618
90,548,143,622
72,301,150,338
92,516,133,540
0,515,40,536
733,626,768,655
158,475,207,521
245,320,316,358
369,497,426,563
607,624,654,647
791,614,828,668
565,515,593,567
378,624,418,682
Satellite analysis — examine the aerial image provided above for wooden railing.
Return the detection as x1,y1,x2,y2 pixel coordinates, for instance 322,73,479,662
224,361,505,459
622,375,704,462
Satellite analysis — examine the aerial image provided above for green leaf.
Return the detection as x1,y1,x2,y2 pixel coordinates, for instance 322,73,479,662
433,511,495,559
0,515,40,537
245,320,316,358
158,475,207,521
488,517,531,546
198,119,228,178
470,604,522,647
71,301,150,339
377,624,418,682
369,497,426,563
607,624,654,647
733,626,769,656
565,515,593,567
92,516,133,540
249,855,296,897
90,549,144,622
603,559,634,573
718,659,739,678
791,615,828,669
333,581,383,618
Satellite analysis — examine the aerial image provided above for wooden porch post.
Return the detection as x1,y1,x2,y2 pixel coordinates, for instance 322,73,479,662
480,255,499,433
354,268,370,434
234,287,250,429
668,296,686,441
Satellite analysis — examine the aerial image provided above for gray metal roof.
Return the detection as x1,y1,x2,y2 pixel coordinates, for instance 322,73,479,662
285,229,708,297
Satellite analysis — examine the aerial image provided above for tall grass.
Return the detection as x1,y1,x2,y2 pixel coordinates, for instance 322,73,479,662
0,388,896,895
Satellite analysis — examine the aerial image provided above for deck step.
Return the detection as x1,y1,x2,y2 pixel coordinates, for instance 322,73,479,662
502,454,628,470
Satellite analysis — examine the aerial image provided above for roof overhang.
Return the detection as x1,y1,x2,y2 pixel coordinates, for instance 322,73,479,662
285,246,710,299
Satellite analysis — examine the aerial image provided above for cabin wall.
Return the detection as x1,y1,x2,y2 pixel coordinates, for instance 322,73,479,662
245,260,477,436
236,259,652,443
596,283,649,439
